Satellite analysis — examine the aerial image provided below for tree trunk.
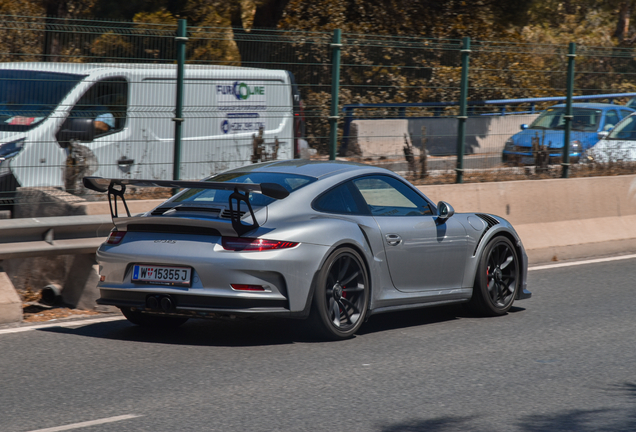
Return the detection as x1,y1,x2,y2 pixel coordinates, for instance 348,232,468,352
231,0,291,68
614,1,634,42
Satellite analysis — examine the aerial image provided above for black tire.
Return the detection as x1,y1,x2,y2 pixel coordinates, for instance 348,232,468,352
309,247,370,340
120,307,189,328
470,236,519,316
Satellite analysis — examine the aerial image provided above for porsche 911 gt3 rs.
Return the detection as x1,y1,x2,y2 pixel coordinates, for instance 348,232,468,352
84,160,531,340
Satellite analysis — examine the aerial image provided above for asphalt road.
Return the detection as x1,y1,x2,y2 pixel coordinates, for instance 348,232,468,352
1,256,635,432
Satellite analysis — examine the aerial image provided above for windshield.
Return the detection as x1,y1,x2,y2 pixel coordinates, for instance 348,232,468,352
529,107,602,132
607,115,636,140
0,70,85,132
172,172,317,207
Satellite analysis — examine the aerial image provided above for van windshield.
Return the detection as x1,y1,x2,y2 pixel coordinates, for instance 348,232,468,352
0,70,85,132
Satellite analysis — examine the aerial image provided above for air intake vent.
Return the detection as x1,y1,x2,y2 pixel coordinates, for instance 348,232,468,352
476,213,499,228
473,214,500,256
127,224,221,236
220,209,246,219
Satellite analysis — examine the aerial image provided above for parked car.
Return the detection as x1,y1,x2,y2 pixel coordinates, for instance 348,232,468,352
502,103,634,164
84,160,531,340
584,112,636,163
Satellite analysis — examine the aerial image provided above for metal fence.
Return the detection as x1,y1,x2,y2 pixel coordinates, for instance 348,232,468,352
2,14,636,216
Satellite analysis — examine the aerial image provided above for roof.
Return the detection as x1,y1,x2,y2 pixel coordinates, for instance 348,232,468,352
223,159,383,179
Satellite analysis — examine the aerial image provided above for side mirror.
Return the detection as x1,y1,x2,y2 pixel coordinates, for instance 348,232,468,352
56,117,96,147
437,201,455,221
597,131,609,140
520,124,529,130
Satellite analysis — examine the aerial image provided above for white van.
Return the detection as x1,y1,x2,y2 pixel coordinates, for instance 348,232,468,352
0,63,306,209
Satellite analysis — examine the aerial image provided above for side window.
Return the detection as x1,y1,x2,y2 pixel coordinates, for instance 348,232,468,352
352,175,433,217
68,78,128,137
313,182,368,215
621,109,633,119
604,110,619,131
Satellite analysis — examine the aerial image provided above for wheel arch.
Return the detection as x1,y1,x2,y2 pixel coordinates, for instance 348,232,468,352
300,241,373,319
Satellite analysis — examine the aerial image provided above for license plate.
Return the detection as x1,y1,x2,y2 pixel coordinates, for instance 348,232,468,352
521,157,534,165
132,265,192,287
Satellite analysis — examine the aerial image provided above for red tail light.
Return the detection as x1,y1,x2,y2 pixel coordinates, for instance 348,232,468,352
222,237,298,251
106,231,126,245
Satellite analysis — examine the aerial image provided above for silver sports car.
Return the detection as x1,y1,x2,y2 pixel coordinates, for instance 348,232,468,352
84,160,531,340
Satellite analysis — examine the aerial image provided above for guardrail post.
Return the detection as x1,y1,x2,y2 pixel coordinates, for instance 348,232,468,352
173,19,187,183
456,37,470,184
562,42,576,179
329,29,342,160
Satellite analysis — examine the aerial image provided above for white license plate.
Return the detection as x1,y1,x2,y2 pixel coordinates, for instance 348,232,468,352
132,265,192,287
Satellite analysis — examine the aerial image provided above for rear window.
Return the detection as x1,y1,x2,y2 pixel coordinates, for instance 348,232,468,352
172,172,316,207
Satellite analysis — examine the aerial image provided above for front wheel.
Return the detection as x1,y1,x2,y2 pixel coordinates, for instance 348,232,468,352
469,237,519,316
309,247,370,340
120,307,189,328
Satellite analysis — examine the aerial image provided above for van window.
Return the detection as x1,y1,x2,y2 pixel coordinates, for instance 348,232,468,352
68,78,128,137
0,70,84,132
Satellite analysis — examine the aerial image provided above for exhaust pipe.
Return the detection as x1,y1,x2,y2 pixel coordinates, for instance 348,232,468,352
145,295,175,313
160,296,173,313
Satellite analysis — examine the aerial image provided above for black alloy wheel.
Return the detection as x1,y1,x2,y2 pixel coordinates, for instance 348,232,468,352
470,236,519,316
310,247,369,340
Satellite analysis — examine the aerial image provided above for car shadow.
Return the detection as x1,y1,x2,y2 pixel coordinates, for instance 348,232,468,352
37,304,525,347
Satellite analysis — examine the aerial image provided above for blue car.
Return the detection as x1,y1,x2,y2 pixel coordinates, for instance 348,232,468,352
502,103,635,164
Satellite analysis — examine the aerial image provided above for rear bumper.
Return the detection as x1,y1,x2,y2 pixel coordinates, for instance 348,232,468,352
97,288,298,318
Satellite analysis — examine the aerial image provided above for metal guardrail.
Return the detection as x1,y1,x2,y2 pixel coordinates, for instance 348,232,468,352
0,215,113,260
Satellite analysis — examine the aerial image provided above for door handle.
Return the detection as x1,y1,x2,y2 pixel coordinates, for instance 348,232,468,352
385,234,402,246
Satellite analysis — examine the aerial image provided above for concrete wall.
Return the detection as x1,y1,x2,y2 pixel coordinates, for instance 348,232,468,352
352,114,539,157
417,174,636,263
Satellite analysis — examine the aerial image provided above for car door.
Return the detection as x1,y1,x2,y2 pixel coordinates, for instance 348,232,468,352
352,175,469,293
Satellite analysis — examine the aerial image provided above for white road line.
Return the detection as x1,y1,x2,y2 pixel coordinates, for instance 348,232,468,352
0,316,124,335
529,253,636,271
26,414,141,432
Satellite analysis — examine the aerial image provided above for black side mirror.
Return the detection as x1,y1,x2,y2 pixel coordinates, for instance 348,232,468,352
437,201,455,222
56,117,96,147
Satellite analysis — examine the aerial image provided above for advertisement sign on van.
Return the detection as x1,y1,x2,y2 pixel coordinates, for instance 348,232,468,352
216,81,267,111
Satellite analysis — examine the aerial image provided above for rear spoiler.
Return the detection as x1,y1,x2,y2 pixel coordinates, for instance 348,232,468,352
82,177,290,236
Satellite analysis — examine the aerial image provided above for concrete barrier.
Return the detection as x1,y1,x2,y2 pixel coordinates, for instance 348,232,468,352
2,174,635,326
417,174,636,263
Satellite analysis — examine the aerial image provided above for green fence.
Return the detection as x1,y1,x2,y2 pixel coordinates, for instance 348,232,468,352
1,14,636,215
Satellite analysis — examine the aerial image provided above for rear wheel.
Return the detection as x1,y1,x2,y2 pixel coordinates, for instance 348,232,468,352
470,237,519,316
120,307,189,328
309,247,369,340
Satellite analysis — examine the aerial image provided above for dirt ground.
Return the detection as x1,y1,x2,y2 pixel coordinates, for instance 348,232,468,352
20,287,103,323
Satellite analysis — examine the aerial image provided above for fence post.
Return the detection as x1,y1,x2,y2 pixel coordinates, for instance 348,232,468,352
173,19,187,182
456,37,471,184
562,42,576,179
329,29,342,160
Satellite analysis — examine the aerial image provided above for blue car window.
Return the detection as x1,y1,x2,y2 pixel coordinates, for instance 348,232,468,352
604,110,619,131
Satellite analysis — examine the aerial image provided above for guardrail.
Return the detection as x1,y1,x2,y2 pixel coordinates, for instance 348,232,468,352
0,215,113,260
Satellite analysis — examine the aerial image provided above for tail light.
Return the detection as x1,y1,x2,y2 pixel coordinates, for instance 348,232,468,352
106,230,126,245
222,237,298,251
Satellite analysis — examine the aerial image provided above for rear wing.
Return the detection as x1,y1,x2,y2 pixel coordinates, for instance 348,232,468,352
82,177,290,236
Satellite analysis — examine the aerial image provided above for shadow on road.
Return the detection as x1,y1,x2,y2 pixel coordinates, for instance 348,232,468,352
377,382,636,432
34,303,520,347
